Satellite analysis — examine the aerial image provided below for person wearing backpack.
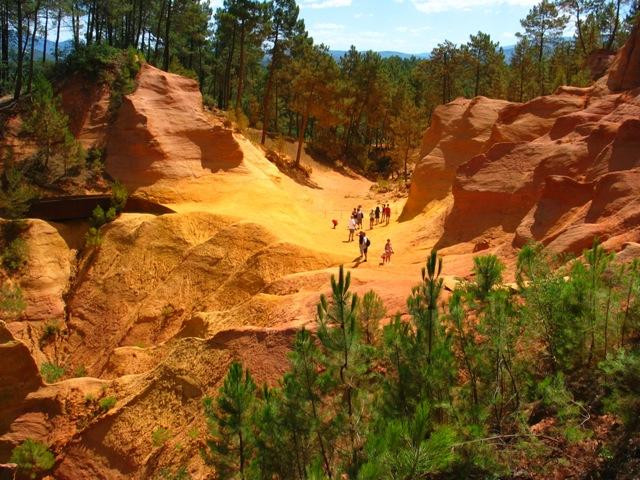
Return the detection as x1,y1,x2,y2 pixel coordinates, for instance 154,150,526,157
359,231,370,262
357,207,364,230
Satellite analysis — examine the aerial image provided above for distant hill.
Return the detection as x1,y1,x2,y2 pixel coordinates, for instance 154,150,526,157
330,46,516,62
7,30,74,60
329,50,428,60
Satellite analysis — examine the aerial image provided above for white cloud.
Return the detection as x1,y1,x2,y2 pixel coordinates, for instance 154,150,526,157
301,0,352,9
410,0,536,13
313,22,346,31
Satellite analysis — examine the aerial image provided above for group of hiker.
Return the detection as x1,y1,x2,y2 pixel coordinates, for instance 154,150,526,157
343,204,391,234
335,204,394,264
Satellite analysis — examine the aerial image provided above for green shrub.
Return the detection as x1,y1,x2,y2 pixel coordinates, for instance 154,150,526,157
226,109,249,132
85,227,103,248
22,76,85,177
73,365,87,377
61,44,122,80
2,237,28,273
10,438,55,479
40,362,65,383
89,205,106,229
161,304,175,319
0,168,37,219
86,147,105,170
169,57,198,80
600,349,640,429
40,322,60,344
0,283,25,314
157,466,191,480
202,94,216,109
151,427,171,447
110,181,128,213
99,396,117,412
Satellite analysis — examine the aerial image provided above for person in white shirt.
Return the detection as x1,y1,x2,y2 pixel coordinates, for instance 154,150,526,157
348,216,357,242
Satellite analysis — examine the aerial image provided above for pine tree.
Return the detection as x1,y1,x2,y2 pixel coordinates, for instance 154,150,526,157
260,0,304,144
464,31,504,97
509,36,537,102
290,43,339,166
0,166,37,219
288,328,334,478
358,290,386,346
21,76,84,177
203,361,256,480
390,98,423,183
316,265,365,472
519,0,569,95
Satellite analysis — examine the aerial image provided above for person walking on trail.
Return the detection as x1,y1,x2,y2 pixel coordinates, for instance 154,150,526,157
357,207,364,230
385,204,391,225
381,238,394,264
369,209,375,230
332,219,338,229
375,205,381,224
358,231,371,262
348,216,357,242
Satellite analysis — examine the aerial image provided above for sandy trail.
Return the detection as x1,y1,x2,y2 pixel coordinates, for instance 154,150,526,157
160,131,466,315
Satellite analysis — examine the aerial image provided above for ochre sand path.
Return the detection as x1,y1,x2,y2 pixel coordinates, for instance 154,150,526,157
160,131,467,315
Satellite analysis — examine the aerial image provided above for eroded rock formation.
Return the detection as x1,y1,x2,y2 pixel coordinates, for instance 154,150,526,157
105,64,242,189
406,25,640,255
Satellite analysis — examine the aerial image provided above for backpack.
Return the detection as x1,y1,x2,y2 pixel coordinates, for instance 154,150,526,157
366,238,371,247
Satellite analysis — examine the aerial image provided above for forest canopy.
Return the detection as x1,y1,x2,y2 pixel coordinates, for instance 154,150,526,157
0,0,638,174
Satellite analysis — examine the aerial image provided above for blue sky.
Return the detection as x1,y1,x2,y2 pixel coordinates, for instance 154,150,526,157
295,0,541,53
212,0,544,53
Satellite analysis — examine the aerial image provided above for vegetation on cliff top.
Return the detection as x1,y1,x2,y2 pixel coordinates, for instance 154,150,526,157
1,0,638,176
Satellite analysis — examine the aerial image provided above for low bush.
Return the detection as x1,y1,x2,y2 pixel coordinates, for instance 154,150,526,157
2,237,28,273
152,427,171,447
0,283,25,314
40,362,65,383
99,396,117,412
10,438,55,479
40,322,60,345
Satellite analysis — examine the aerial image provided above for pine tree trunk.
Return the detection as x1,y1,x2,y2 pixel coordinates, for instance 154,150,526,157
224,24,237,110
403,148,409,183
606,0,622,51
1,0,8,85
135,0,144,47
28,1,40,95
261,34,279,144
42,8,48,63
13,0,23,100
296,107,309,166
235,21,246,112
54,8,62,64
72,3,80,48
162,0,172,71
86,0,94,45
538,32,544,96
576,6,587,55
154,0,167,62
